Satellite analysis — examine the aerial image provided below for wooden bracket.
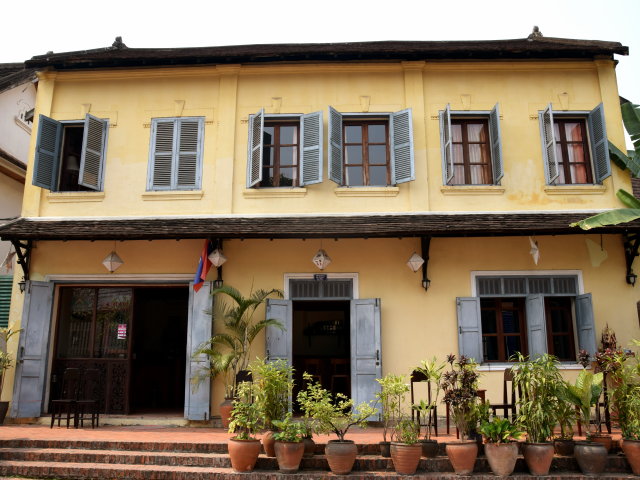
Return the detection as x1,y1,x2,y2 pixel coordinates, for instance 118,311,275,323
421,236,431,290
10,240,31,282
623,233,640,285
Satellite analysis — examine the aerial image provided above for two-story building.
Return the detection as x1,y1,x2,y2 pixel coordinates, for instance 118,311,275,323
1,32,639,423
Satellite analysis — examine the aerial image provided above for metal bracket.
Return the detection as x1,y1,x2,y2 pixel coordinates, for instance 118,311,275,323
421,236,431,290
10,240,31,282
624,234,640,285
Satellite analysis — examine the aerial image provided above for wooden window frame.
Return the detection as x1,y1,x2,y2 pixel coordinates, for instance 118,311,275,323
544,296,576,361
480,298,527,362
449,118,493,185
554,118,593,185
342,119,391,186
259,120,300,187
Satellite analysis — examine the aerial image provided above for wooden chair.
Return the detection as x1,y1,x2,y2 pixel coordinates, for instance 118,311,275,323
410,369,438,437
50,368,81,428
489,368,518,421
329,358,349,395
302,358,324,386
76,369,100,428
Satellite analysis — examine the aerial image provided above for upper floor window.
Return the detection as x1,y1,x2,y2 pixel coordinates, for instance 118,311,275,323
540,103,610,185
439,104,503,186
329,107,414,187
32,114,108,192
147,117,204,191
247,110,322,188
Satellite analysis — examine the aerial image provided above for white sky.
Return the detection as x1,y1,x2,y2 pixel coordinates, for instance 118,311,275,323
2,0,638,114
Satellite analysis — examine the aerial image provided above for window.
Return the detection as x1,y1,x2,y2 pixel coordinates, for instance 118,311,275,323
328,107,414,186
440,103,503,185
32,114,108,192
148,117,204,190
545,297,576,361
480,298,526,362
247,110,322,188
540,103,610,185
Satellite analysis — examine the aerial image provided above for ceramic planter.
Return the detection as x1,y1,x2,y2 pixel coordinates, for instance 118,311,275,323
219,398,233,429
574,441,607,475
523,442,554,476
303,436,316,457
553,438,575,456
228,438,261,472
379,441,391,457
262,430,276,457
390,442,422,475
0,401,8,425
274,441,305,473
445,440,478,475
590,433,613,452
621,438,640,475
484,442,518,477
325,440,358,475
420,439,439,458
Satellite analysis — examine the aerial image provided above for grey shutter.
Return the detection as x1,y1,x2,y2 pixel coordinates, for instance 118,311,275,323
328,106,343,185
489,104,504,184
456,297,482,363
440,104,453,184
10,281,54,418
32,115,62,190
541,104,559,184
176,118,203,189
300,111,323,186
79,114,108,191
390,108,414,184
526,294,547,359
588,103,611,183
575,293,597,358
184,281,212,421
246,109,264,187
265,299,292,364
148,119,175,190
350,298,381,414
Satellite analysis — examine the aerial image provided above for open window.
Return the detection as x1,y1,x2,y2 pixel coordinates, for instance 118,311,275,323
32,114,108,192
540,103,610,185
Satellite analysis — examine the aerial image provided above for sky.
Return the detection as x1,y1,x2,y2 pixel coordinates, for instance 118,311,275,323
1,0,638,109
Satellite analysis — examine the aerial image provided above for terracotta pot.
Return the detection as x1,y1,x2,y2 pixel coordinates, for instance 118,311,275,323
553,438,575,456
574,441,607,475
420,439,439,458
590,433,613,452
621,438,640,475
219,398,233,429
303,436,316,457
262,430,276,457
445,440,478,475
228,438,261,472
379,441,391,458
485,442,518,477
274,441,305,473
0,401,8,425
325,440,358,475
523,442,554,476
390,442,422,475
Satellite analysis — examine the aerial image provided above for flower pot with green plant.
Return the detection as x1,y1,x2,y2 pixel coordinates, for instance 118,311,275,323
553,382,578,456
390,417,422,475
297,372,377,475
480,416,523,476
375,373,409,457
0,328,20,424
272,413,306,473
227,381,262,473
412,357,445,458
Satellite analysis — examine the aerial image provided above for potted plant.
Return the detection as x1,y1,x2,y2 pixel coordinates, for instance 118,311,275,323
0,328,20,424
440,354,480,475
297,372,377,475
227,381,262,473
375,373,409,457
192,285,283,427
553,382,578,456
390,417,422,475
479,416,523,477
412,357,445,458
272,413,306,473
512,353,562,476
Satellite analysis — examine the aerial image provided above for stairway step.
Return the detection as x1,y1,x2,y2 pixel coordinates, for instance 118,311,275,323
0,439,228,454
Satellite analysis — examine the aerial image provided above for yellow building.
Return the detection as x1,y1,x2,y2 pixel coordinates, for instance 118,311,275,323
1,33,639,422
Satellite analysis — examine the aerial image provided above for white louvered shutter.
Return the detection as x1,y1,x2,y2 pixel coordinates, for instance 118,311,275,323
489,104,504,184
588,103,611,183
328,106,343,185
440,104,453,184
79,114,108,191
390,108,414,184
176,118,203,189
33,115,62,190
246,109,264,187
149,119,175,190
541,104,559,184
300,111,323,185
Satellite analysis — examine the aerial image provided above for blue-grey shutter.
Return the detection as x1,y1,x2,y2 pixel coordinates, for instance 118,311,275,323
328,106,343,185
32,115,62,190
246,109,264,188
184,281,212,421
489,104,504,184
10,281,54,418
540,104,559,184
456,297,482,363
575,293,597,358
79,114,108,191
148,119,175,190
265,299,292,364
350,299,381,416
176,118,203,190
526,294,547,359
588,103,611,183
390,108,414,184
300,111,323,186
440,104,453,184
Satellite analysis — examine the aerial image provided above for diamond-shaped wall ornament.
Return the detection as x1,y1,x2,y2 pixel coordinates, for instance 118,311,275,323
406,252,425,273
312,249,332,270
102,251,124,273
208,248,227,268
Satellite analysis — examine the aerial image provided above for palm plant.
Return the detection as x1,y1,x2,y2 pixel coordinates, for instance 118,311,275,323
192,285,283,397
556,369,604,439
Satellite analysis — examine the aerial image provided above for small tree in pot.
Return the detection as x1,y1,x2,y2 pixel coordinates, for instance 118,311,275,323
227,381,262,472
375,373,408,457
390,417,422,475
272,413,306,473
412,357,445,457
480,416,523,476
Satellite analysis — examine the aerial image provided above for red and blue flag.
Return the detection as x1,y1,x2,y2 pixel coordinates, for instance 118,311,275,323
193,239,214,292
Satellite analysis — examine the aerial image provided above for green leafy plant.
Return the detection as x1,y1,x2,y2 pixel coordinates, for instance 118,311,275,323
554,383,578,440
0,328,21,398
272,413,306,442
297,372,377,442
607,340,640,440
248,358,292,430
480,417,523,444
440,354,481,439
556,369,603,439
375,373,409,442
412,357,445,440
394,417,420,445
228,381,261,440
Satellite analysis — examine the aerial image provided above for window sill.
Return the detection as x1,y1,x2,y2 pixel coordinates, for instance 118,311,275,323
141,190,204,201
334,187,400,197
544,185,606,195
440,185,505,195
243,188,307,199
47,191,105,203
478,362,588,372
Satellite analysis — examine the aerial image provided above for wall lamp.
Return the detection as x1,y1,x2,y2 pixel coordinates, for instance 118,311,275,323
18,276,26,293
626,272,637,287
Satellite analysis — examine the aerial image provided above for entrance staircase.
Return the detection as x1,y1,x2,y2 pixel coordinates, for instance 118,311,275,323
0,439,635,479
